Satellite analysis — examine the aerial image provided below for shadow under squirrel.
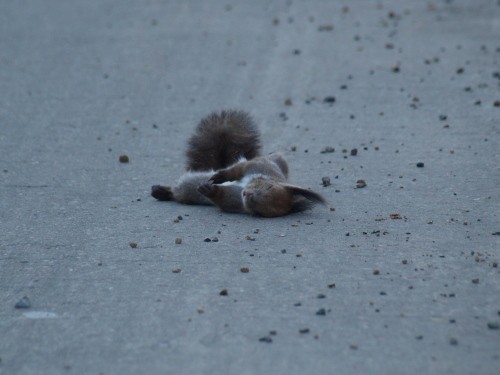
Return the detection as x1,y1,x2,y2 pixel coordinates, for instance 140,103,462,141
151,110,326,217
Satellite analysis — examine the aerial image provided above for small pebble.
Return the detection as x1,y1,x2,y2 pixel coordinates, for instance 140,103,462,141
219,289,228,296
172,268,181,273
240,267,250,273
323,96,336,104
119,155,129,163
472,278,479,284
129,242,138,248
416,162,424,168
175,238,182,244
322,177,331,187
259,336,273,343
373,269,380,275
316,308,326,316
449,337,458,346
318,24,334,32
299,328,310,334
356,179,367,188
15,296,31,309
350,148,358,156
320,146,335,154
487,322,499,330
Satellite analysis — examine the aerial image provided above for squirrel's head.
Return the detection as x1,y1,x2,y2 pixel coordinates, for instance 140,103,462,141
242,176,326,217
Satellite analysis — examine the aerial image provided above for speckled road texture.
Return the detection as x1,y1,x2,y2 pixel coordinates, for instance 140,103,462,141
0,1,499,374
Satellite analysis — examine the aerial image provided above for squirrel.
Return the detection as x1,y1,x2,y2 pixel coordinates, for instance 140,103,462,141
151,110,326,217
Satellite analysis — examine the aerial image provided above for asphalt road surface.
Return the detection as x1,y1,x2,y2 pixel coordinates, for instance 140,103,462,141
1,1,499,374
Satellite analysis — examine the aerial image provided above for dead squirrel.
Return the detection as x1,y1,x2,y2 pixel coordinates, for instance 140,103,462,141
151,110,326,217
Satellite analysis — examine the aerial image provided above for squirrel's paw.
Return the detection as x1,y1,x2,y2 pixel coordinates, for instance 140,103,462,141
209,170,229,184
151,185,174,201
198,183,218,198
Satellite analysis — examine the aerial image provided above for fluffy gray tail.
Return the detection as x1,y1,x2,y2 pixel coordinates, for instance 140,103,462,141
186,110,261,171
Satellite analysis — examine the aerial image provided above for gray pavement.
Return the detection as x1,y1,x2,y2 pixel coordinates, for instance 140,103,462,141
1,0,499,374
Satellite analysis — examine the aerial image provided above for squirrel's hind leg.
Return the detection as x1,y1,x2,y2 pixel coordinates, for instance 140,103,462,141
152,172,214,206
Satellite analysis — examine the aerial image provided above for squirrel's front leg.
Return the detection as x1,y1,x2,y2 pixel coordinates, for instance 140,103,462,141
210,162,247,184
198,183,245,213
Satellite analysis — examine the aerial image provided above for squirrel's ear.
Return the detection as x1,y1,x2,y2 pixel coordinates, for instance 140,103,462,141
284,184,326,212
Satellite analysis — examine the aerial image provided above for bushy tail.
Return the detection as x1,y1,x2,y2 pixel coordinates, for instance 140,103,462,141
186,110,261,171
